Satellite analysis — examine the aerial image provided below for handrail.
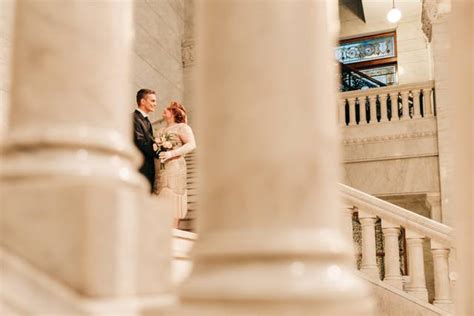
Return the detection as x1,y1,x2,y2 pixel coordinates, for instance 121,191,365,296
341,80,435,99
339,183,452,245
340,62,387,87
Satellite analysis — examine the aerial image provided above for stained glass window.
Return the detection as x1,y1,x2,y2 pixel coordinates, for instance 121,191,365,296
336,35,396,64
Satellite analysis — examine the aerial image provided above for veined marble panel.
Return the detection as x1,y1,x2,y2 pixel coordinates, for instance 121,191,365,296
343,156,440,196
131,0,185,124
134,1,183,63
342,118,438,162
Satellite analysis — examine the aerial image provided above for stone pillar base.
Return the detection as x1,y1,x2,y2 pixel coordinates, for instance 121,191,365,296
360,266,379,279
384,276,404,290
405,287,429,302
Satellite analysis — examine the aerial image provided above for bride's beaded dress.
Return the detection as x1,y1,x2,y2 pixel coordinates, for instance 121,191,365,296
154,123,196,219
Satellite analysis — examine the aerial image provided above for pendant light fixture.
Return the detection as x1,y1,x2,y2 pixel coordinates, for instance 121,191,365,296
387,0,402,23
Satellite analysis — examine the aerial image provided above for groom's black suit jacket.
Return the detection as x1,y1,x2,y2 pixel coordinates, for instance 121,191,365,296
133,110,155,192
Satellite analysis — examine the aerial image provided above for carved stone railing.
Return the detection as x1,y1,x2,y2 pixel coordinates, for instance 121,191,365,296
339,81,436,126
339,183,453,313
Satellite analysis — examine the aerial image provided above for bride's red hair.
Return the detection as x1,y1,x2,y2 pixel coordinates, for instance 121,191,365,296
168,101,188,124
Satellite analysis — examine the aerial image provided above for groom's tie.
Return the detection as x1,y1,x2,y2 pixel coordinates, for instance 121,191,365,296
145,116,152,131
145,116,153,135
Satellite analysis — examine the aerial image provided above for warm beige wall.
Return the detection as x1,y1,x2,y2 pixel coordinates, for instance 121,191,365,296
132,0,185,123
339,1,432,84
0,0,15,140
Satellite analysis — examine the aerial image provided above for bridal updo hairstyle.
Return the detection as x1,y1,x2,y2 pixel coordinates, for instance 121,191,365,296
168,101,188,124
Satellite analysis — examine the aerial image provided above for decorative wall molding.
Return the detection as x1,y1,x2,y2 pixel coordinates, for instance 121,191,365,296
343,130,437,145
182,39,195,68
421,0,452,42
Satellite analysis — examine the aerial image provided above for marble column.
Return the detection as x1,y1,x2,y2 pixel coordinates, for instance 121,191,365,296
450,1,473,314
177,1,372,315
427,2,452,226
431,242,453,312
381,220,403,289
405,232,429,301
0,0,15,140
359,212,379,279
0,0,171,311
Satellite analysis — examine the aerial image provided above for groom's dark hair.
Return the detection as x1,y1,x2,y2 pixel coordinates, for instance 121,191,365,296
136,89,156,105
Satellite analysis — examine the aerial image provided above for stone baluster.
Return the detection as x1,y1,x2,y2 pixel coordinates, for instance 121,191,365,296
405,231,429,301
389,92,399,120
379,94,389,122
431,241,453,312
368,95,377,124
412,89,422,119
348,97,357,126
177,0,373,315
359,97,368,125
339,99,347,126
359,211,379,279
0,0,170,310
381,220,403,289
400,90,410,120
423,88,434,117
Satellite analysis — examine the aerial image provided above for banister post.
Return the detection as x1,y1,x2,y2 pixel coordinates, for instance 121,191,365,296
358,211,379,279
381,220,403,289
431,241,453,312
405,230,429,301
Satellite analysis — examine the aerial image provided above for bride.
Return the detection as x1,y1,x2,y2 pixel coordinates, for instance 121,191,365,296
154,101,196,228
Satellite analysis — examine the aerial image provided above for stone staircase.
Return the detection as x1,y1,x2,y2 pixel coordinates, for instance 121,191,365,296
173,153,455,315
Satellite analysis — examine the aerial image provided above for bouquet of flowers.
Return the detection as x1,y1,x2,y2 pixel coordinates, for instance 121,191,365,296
154,132,175,169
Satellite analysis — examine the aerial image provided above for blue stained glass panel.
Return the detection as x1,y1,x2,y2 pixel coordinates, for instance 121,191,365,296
336,36,396,64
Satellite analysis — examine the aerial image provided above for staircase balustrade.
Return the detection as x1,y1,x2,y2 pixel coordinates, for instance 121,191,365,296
340,81,435,126
340,183,453,313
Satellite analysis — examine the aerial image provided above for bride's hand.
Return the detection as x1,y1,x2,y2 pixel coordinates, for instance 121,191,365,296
159,151,172,162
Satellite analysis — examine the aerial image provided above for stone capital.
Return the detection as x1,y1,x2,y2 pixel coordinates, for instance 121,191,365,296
422,0,452,41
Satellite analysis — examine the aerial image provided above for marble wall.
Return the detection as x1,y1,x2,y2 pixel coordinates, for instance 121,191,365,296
339,1,432,84
1,0,186,131
341,118,441,197
132,0,185,123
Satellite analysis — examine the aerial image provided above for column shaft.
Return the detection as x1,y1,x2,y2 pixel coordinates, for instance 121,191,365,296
359,215,379,279
382,225,403,289
406,237,428,301
1,0,169,302
431,248,453,311
177,1,373,315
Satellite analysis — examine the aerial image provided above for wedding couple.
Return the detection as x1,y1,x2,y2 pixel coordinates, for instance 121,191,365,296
133,89,196,228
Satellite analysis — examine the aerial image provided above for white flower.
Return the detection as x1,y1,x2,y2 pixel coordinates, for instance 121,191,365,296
163,141,173,149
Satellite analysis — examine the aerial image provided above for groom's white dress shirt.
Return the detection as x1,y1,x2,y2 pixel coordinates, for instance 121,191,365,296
136,108,148,118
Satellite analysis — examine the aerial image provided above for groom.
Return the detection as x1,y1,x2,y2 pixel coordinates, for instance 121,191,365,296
133,89,158,193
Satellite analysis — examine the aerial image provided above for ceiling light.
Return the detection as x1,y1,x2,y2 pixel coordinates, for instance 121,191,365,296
387,0,402,23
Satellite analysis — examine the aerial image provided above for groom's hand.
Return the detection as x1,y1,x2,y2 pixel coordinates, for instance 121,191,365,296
153,143,158,152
